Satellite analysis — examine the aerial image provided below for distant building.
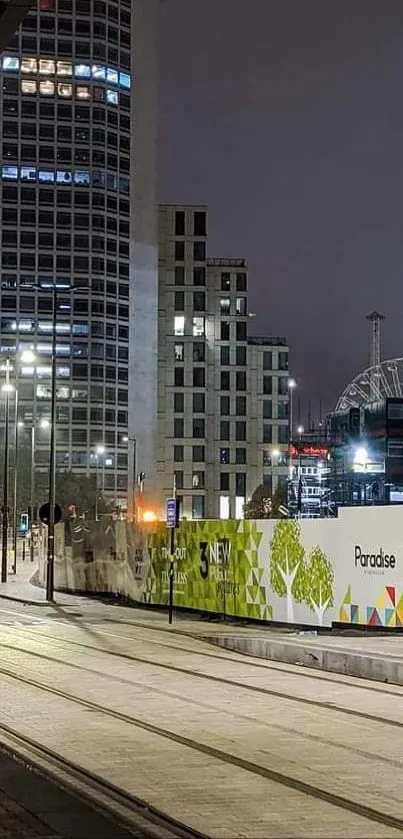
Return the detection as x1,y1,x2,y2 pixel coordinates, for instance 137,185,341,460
156,204,289,519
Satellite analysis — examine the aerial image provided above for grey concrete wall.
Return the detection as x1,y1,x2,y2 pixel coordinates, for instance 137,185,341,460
128,0,159,515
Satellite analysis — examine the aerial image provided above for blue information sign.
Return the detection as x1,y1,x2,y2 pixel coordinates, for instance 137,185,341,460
166,498,177,528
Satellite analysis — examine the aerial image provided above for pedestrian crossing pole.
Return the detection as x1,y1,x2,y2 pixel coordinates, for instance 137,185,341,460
167,475,180,625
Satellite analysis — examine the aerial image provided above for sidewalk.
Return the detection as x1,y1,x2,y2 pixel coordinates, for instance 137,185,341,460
3,558,403,687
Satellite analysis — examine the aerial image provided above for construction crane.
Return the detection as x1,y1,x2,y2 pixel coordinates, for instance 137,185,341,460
0,0,34,53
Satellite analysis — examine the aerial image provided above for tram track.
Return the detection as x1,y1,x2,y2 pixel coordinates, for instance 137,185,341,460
0,658,402,834
0,722,209,839
2,600,402,699
4,628,403,731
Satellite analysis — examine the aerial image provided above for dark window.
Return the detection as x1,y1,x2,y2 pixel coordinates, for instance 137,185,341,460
236,272,247,291
193,418,205,438
221,371,230,391
193,241,206,262
263,424,272,444
193,291,205,312
236,321,247,342
193,211,206,236
175,240,185,261
278,403,289,419
193,393,205,413
193,266,205,286
278,426,289,444
193,342,205,362
278,351,289,371
175,210,185,236
220,421,230,441
236,346,246,366
236,371,246,391
174,470,184,490
174,393,184,413
174,445,183,462
193,367,205,387
235,448,246,464
174,266,185,285
263,376,272,395
221,272,231,291
221,321,230,341
263,400,272,419
220,396,230,415
174,418,184,438
220,346,230,366
174,291,185,311
278,376,288,395
263,351,272,370
235,473,246,496
174,367,184,387
236,421,246,441
220,473,230,491
192,445,205,462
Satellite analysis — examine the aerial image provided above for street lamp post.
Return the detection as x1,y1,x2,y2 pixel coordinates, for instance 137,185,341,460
30,423,35,563
95,445,105,521
1,359,13,583
46,287,57,602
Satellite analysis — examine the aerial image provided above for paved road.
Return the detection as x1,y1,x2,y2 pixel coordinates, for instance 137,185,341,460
0,597,402,836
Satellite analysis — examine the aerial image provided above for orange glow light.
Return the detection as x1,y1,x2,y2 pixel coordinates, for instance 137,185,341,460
143,510,157,523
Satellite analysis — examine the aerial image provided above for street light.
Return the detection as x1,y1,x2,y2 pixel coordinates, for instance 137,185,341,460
1,360,14,583
11,348,37,574
95,445,105,521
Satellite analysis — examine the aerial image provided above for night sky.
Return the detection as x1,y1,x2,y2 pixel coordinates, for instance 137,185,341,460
158,0,403,420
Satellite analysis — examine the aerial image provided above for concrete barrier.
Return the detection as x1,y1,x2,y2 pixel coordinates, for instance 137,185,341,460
207,634,403,685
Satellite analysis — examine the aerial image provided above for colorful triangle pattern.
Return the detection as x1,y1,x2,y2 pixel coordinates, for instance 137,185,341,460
339,586,401,628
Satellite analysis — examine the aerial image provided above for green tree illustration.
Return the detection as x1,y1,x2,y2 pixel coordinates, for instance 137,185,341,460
270,519,305,623
304,546,334,626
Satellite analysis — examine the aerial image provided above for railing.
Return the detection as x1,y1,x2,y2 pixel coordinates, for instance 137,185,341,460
248,336,288,347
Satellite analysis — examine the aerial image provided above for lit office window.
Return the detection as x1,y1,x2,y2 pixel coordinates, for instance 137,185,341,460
39,59,55,74
21,79,37,94
38,170,55,183
74,170,90,185
21,57,37,73
174,316,185,337
2,166,18,180
106,89,118,105
92,64,105,79
57,61,72,76
219,496,230,520
58,83,72,97
193,317,205,337
76,86,90,99
235,497,245,519
74,63,91,77
40,80,55,95
106,68,118,84
119,72,131,89
20,167,36,182
2,56,19,71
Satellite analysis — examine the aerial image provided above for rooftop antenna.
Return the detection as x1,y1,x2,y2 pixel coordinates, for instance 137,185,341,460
366,311,385,368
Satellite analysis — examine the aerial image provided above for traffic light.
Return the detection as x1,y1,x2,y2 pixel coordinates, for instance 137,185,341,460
67,504,76,520
19,512,29,533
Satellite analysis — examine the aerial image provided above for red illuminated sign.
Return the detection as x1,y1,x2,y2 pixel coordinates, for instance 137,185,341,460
290,444,328,458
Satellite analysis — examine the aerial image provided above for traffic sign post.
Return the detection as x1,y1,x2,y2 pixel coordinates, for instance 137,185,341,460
166,497,180,624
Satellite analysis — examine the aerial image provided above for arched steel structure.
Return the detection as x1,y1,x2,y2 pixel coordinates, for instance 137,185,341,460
335,358,403,413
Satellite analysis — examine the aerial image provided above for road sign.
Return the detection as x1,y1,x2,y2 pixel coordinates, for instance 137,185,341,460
166,498,177,528
39,502,62,526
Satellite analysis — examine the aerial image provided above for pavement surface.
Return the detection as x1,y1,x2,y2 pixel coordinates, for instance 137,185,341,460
2,557,403,836
0,744,137,838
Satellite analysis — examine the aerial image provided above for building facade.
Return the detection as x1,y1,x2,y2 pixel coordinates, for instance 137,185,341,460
157,204,289,520
0,0,158,507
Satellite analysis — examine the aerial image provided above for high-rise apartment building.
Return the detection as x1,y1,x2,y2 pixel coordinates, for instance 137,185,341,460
0,0,158,507
157,204,289,519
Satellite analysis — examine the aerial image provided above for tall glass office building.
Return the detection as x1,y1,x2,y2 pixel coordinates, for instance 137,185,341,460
0,0,159,508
